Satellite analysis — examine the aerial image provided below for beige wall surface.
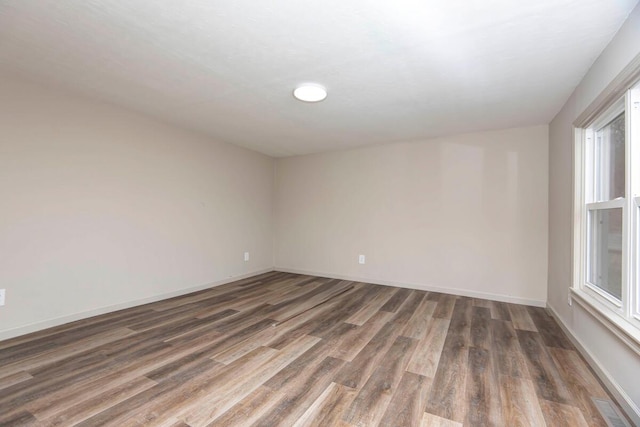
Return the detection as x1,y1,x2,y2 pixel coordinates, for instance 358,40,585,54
275,126,549,305
0,73,274,339
547,4,640,423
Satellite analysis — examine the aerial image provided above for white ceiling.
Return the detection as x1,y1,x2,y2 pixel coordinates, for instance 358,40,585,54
0,1,637,157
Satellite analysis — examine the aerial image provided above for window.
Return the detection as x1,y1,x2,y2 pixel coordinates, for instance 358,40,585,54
585,102,626,304
573,80,640,340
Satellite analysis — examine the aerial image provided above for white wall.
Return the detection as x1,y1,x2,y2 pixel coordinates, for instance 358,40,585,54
275,126,549,305
547,4,640,423
0,73,274,340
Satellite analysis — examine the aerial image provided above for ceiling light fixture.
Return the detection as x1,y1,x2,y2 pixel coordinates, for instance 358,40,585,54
293,84,327,102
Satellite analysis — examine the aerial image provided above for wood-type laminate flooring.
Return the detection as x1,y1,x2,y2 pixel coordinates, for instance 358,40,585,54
0,272,628,426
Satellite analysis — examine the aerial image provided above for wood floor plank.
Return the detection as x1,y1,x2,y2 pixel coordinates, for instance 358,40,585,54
390,290,427,326
333,321,402,389
548,348,608,398
0,410,38,427
424,298,472,423
465,346,503,426
516,330,573,405
30,376,157,420
211,314,311,365
405,317,450,377
539,399,590,427
401,298,438,339
498,374,547,426
126,303,214,332
489,301,512,321
292,382,358,427
263,296,347,350
306,285,378,338
380,288,412,312
327,311,393,361
0,272,624,427
470,306,491,349
342,336,418,426
250,356,346,427
74,357,225,426
205,385,286,427
168,317,275,359
549,347,611,427
225,287,276,311
149,287,238,313
432,294,457,319
489,319,529,378
425,291,444,301
0,371,33,391
264,274,320,293
173,308,237,338
38,376,158,425
0,327,136,377
378,371,430,427
269,280,355,322
526,307,574,349
264,323,355,392
1,339,171,411
472,298,493,309
262,280,323,306
193,303,240,320
209,304,275,334
180,335,321,426
421,412,463,427
266,285,372,349
17,335,227,421
344,286,397,325
507,304,538,332
28,345,109,380
133,354,248,425
0,308,153,357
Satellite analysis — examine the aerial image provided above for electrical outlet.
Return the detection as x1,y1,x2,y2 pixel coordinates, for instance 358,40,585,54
0,289,5,306
567,290,572,306
358,254,365,264
244,252,250,262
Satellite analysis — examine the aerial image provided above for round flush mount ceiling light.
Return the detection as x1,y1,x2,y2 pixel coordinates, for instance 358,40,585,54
293,84,327,102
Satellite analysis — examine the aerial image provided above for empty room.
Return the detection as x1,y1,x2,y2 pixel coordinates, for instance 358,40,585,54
1,1,640,426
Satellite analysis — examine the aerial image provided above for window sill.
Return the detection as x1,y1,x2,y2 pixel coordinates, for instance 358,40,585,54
570,288,640,357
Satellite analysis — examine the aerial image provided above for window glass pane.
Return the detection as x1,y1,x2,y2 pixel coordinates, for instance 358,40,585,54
594,113,625,201
588,208,623,300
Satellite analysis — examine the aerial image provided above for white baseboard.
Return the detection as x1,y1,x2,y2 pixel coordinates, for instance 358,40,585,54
547,303,640,426
0,268,273,342
275,267,547,307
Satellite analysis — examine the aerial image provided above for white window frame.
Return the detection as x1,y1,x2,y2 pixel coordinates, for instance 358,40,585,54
584,100,626,307
635,194,640,321
572,78,640,349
